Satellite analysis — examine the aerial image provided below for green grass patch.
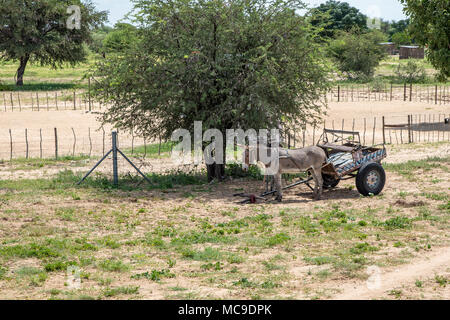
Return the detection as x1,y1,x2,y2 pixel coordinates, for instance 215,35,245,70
131,269,175,282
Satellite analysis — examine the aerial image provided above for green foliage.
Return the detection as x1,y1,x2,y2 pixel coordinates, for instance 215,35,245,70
103,286,139,297
0,0,107,85
401,0,450,80
131,269,175,281
89,25,113,53
93,0,331,147
103,23,139,53
386,19,410,41
395,60,426,83
329,30,387,80
376,217,413,230
310,0,368,38
98,259,130,272
391,31,412,48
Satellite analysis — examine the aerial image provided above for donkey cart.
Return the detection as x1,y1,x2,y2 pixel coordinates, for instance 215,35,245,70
235,129,387,204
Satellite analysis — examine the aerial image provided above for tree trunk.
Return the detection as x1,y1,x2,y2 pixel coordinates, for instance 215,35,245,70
206,163,225,183
16,55,30,86
206,144,226,183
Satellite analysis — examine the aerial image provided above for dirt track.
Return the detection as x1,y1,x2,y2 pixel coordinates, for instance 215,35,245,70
334,246,450,300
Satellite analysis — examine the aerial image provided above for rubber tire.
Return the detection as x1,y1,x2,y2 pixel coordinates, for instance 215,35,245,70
322,174,340,189
356,162,386,196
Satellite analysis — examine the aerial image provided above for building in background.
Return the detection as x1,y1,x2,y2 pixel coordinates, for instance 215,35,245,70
399,46,424,59
379,42,398,55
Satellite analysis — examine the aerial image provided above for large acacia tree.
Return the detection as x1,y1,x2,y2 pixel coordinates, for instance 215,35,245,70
310,0,368,38
0,0,107,86
401,0,449,80
93,0,331,181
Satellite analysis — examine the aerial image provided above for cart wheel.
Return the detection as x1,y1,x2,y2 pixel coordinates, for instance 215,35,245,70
322,174,340,189
356,162,386,196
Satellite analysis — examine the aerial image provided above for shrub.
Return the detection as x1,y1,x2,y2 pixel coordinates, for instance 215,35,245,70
395,60,427,83
329,29,387,80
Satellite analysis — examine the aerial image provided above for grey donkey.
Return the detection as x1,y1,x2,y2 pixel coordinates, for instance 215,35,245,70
242,145,327,201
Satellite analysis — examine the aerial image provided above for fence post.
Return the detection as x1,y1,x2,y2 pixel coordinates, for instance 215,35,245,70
372,117,376,145
73,91,76,110
46,92,49,111
435,85,438,104
407,115,411,143
382,116,386,145
390,83,393,101
409,83,412,102
102,126,105,156
9,129,12,161
88,78,92,111
36,92,40,111
10,93,14,111
25,129,28,159
362,118,366,145
88,127,92,158
72,128,76,156
404,83,407,101
54,127,58,160
112,131,119,186
55,92,58,110
337,85,340,102
39,129,43,159
17,93,21,111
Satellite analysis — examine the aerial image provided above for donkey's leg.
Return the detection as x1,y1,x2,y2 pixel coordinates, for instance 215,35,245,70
312,167,323,200
274,173,283,202
310,169,319,200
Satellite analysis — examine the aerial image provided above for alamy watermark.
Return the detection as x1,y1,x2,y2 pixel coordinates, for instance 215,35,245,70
171,121,281,174
366,5,381,30
66,265,81,289
66,5,81,30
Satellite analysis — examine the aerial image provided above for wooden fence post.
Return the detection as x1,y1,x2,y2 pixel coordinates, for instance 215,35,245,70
39,129,43,159
88,127,92,158
88,78,92,111
36,92,40,111
372,117,376,145
102,126,105,156
72,128,76,156
382,116,386,145
10,93,13,111
435,85,438,104
73,91,76,110
9,129,12,161
409,83,412,102
404,83,407,101
17,93,21,111
407,115,412,143
54,128,58,160
25,129,28,159
337,85,340,102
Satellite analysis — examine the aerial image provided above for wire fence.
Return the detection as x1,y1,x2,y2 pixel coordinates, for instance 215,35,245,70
1,84,449,113
328,84,450,104
0,89,104,112
1,114,448,161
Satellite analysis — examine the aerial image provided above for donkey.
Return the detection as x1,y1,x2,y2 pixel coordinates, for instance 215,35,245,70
242,144,327,201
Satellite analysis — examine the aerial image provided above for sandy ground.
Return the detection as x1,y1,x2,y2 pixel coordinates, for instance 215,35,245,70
334,246,450,300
